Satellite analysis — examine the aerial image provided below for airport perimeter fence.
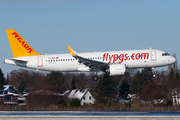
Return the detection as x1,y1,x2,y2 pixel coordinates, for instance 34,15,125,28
1,106,180,112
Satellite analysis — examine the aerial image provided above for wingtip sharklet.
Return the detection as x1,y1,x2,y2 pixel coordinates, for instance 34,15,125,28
66,45,76,56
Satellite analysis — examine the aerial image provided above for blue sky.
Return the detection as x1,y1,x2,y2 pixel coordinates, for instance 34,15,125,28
0,0,179,76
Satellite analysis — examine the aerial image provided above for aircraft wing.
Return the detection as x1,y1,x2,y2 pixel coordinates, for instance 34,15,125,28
66,45,108,72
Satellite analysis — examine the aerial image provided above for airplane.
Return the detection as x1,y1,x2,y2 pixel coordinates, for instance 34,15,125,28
4,29,176,81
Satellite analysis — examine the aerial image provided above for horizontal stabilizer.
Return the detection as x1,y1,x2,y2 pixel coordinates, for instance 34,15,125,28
4,58,27,67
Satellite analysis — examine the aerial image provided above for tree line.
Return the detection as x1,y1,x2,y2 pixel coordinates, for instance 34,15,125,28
0,62,179,107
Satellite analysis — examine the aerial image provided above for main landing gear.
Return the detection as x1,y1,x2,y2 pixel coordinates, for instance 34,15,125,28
93,72,99,81
93,75,98,81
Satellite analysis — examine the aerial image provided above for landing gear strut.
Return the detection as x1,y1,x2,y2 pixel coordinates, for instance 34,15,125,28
151,67,155,78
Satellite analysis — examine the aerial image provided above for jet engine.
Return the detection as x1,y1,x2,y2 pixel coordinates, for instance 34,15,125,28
107,64,126,76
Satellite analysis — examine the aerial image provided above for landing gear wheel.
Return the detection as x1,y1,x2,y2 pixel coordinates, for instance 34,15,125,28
93,76,98,81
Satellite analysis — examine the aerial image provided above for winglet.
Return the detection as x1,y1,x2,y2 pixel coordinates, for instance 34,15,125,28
66,45,76,56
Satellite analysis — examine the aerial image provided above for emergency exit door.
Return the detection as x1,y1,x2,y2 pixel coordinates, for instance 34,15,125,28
151,51,156,61
37,56,43,67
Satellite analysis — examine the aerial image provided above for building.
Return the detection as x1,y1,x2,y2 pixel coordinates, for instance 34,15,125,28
68,89,95,105
0,90,18,106
0,85,27,105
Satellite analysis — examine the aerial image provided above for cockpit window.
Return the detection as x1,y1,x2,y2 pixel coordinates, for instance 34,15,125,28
162,53,170,56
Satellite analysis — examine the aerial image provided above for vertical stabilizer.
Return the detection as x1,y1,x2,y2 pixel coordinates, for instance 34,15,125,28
6,29,41,57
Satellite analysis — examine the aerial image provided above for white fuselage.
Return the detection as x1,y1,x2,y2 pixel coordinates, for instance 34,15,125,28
4,49,176,72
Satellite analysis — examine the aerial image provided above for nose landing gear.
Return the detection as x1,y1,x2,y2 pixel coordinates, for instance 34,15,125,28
151,67,155,78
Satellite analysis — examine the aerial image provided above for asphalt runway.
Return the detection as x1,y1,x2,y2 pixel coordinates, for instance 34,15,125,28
0,111,180,116
0,111,180,120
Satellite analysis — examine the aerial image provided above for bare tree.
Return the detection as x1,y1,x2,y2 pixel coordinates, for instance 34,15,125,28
140,81,166,104
9,69,47,92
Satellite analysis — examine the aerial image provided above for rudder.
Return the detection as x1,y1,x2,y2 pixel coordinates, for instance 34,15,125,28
6,29,41,57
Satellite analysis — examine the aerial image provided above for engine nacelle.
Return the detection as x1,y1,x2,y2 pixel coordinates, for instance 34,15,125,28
108,64,126,76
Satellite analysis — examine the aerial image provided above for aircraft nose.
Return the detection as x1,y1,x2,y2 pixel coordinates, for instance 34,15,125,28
171,56,176,64
169,56,176,64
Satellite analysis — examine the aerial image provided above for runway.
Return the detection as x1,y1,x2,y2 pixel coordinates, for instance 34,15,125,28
0,116,180,120
1,111,180,116
0,111,180,120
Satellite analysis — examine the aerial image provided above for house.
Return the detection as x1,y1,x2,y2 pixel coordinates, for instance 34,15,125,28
0,90,18,106
1,85,27,105
172,90,180,106
68,89,95,105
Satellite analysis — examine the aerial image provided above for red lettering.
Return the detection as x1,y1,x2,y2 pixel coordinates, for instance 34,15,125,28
106,53,109,61
23,43,31,51
136,53,140,60
109,54,114,63
102,52,149,63
12,32,33,53
25,45,30,50
21,41,25,46
119,54,124,63
113,54,118,63
12,32,19,38
17,38,22,42
12,32,16,35
131,53,135,60
141,53,149,59
103,53,106,61
124,54,128,60
28,48,33,53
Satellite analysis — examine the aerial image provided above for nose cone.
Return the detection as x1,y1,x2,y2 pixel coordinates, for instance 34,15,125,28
171,56,176,64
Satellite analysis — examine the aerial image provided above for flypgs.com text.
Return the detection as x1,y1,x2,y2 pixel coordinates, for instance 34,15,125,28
12,32,33,53
103,53,149,63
